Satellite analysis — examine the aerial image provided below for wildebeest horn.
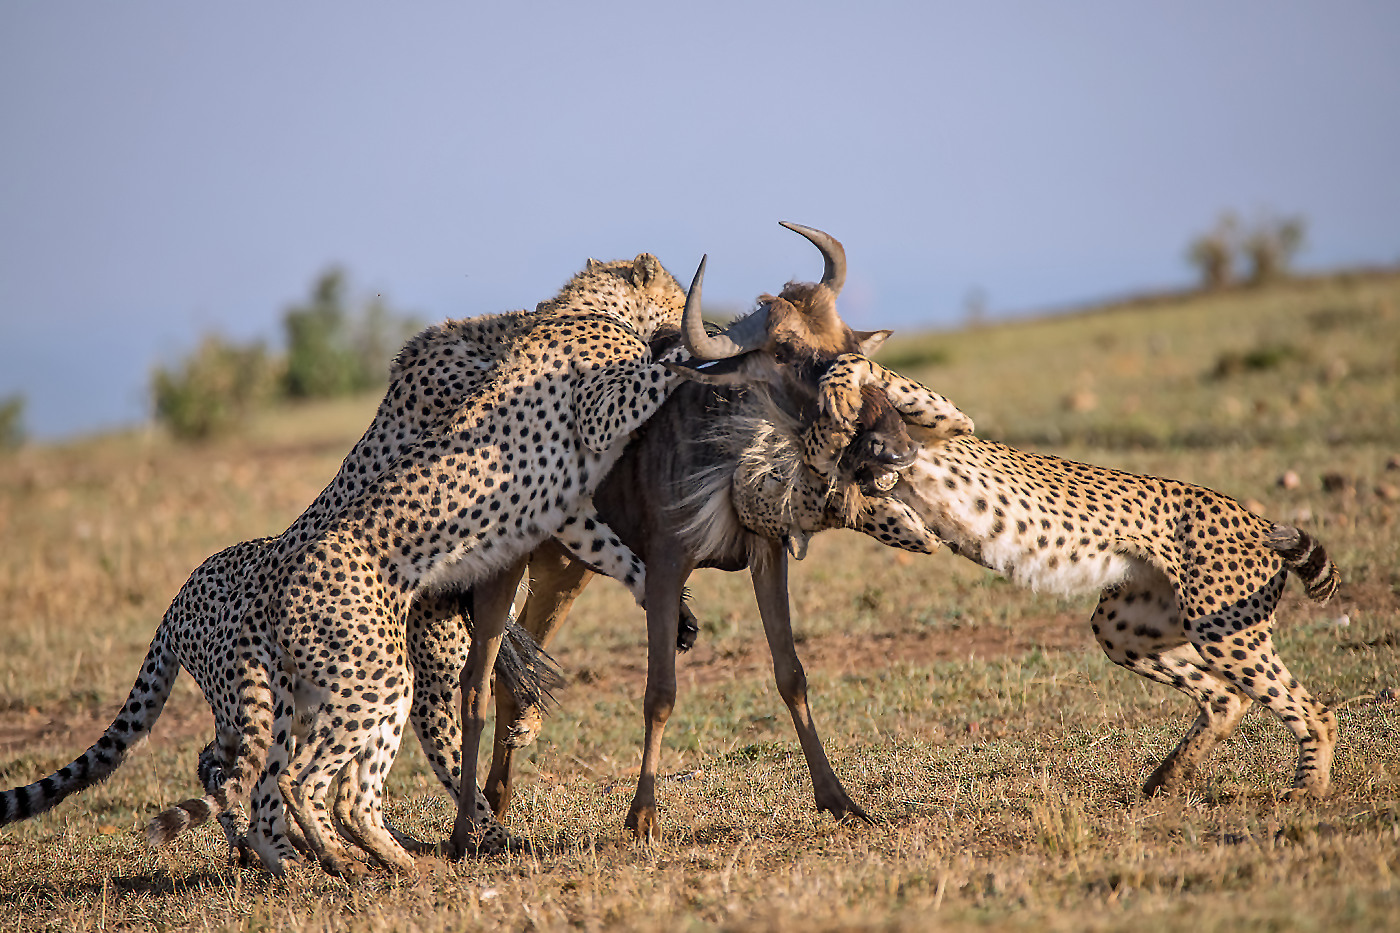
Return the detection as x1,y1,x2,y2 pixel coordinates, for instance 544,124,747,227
779,221,846,297
680,255,770,361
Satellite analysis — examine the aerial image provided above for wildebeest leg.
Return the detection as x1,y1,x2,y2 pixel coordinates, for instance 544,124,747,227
448,558,527,858
624,543,692,840
486,540,595,818
750,537,873,823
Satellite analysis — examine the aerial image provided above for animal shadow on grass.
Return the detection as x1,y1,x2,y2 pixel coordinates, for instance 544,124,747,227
0,868,243,909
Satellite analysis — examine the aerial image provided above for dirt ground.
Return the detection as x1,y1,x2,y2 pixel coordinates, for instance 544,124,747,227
0,611,1095,762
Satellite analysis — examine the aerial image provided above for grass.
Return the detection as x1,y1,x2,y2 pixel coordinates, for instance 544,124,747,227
1,272,1398,931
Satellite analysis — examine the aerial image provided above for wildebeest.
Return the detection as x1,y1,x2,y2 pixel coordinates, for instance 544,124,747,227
457,224,975,842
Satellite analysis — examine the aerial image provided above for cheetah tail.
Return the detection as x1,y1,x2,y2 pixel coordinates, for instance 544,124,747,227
0,621,179,827
145,662,277,847
495,617,565,714
1267,523,1340,602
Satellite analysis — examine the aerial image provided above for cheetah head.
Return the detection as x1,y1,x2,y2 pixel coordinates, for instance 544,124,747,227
839,382,918,496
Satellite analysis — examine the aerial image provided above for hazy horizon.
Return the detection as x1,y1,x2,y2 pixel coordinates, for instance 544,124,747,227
3,3,1397,439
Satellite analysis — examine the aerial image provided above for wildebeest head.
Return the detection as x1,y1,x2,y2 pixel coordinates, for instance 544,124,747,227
669,223,892,396
669,223,915,494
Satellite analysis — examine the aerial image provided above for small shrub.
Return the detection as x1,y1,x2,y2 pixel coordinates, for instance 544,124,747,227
1210,342,1305,379
152,336,281,440
0,394,24,450
1187,212,1239,289
1187,210,1308,289
1243,214,1306,285
282,268,365,399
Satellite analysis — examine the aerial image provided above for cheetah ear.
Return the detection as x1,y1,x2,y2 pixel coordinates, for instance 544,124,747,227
854,329,893,356
631,253,662,288
586,258,602,271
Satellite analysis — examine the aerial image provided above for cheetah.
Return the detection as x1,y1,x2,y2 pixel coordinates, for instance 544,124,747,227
824,407,1341,798
147,252,695,874
0,298,538,856
0,535,556,865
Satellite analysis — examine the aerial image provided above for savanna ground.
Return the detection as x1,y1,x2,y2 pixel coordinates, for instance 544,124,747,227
1,273,1398,931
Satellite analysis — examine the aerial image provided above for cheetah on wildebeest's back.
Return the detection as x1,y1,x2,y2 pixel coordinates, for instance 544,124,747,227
812,391,1342,798
142,253,696,875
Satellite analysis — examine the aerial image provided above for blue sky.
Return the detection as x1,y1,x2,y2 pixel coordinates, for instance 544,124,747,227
2,3,1397,439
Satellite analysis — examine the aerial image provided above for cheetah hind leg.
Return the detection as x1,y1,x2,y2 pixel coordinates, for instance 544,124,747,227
330,746,435,866
198,739,311,866
1137,649,1253,797
1187,600,1337,799
239,669,307,876
327,734,527,862
276,729,371,877
1090,576,1253,796
196,739,250,862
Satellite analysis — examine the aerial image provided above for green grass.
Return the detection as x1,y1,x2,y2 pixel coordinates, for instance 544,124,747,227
1,271,1398,931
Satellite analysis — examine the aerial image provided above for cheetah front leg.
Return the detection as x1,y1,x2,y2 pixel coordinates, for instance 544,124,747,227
572,357,683,457
551,502,702,645
552,501,647,604
850,495,942,555
803,354,973,480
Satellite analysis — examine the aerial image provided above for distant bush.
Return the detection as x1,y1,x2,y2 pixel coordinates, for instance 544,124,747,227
1187,211,1307,289
0,394,25,450
1242,214,1306,285
152,336,281,440
151,267,421,441
282,267,421,399
1187,213,1239,289
1210,341,1306,379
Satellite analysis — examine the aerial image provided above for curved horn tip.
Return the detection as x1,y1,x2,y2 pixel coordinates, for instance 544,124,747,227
776,221,846,295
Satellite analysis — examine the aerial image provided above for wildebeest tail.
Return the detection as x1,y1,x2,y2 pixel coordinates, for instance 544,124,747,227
494,617,564,713
0,621,180,826
1267,523,1340,601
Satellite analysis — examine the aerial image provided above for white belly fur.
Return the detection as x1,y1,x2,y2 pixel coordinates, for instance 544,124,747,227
900,462,1135,597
